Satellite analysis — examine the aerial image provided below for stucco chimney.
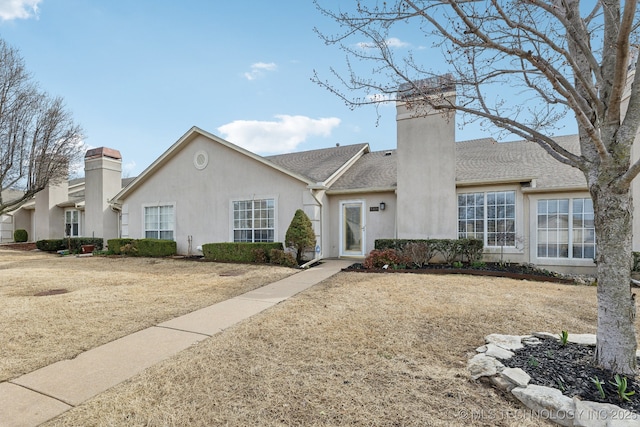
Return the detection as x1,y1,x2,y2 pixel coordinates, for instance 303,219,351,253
395,75,457,239
34,174,68,240
84,147,122,240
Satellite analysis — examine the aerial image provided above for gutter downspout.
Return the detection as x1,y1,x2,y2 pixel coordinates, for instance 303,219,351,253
108,199,122,238
300,188,323,269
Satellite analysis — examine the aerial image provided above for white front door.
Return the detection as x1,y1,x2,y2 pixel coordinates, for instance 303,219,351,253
340,200,365,257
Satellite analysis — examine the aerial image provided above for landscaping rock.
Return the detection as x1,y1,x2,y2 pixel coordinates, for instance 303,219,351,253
485,333,526,350
511,384,575,427
500,367,531,388
485,343,515,360
467,353,504,380
573,398,640,427
567,334,597,346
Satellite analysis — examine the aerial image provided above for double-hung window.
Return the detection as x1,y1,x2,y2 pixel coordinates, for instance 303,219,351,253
458,190,516,247
65,210,80,237
233,199,275,242
537,198,595,259
144,205,174,240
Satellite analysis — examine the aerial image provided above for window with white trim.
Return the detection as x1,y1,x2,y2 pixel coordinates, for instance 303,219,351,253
458,190,516,247
65,209,80,237
233,199,274,242
144,205,174,240
537,198,595,259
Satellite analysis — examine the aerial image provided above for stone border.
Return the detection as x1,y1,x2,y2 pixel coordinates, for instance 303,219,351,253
467,333,640,427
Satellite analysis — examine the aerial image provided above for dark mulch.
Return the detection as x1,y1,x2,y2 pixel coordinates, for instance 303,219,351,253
503,337,640,414
344,262,580,284
0,242,37,251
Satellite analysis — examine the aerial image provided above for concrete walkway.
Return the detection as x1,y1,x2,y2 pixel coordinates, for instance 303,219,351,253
0,259,353,427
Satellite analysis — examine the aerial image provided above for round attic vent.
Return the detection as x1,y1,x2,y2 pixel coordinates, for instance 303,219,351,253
194,150,209,170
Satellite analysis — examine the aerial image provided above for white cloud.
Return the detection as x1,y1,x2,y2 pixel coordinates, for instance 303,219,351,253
217,115,341,154
357,37,410,50
243,62,277,81
0,0,41,21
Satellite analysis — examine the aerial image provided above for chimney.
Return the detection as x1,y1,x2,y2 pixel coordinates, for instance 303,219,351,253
34,174,68,240
395,75,457,239
84,147,122,240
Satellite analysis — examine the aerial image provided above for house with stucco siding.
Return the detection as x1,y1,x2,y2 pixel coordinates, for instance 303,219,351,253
7,78,637,275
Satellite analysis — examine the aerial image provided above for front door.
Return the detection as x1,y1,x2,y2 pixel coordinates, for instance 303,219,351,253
340,200,365,257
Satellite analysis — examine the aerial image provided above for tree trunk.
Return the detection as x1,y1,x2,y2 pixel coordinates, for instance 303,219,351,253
592,184,637,375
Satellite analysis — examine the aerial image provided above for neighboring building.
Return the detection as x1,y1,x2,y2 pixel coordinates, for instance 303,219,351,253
7,78,635,275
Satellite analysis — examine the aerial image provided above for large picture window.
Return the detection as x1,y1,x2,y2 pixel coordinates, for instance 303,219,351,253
458,190,516,247
537,198,594,259
233,199,275,242
144,205,174,240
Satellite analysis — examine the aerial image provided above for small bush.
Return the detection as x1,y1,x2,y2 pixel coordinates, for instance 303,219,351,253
251,248,267,263
402,241,436,267
363,249,410,269
202,242,283,263
37,238,104,253
375,238,483,265
633,252,640,272
13,229,28,243
269,249,297,267
136,239,176,257
107,238,136,255
285,209,316,264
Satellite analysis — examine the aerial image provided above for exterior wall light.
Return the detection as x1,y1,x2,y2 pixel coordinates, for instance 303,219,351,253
379,202,386,211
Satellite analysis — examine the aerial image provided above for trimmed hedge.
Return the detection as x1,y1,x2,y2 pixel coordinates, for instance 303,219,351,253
13,229,28,243
202,242,283,263
36,238,104,253
106,238,176,257
106,238,136,255
374,238,484,264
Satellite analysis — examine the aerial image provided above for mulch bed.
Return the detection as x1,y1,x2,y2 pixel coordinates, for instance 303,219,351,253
503,337,640,414
344,262,577,284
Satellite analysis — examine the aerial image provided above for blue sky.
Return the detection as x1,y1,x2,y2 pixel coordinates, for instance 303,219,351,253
0,1,575,178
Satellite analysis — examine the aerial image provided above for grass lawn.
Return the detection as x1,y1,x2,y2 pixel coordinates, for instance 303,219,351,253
3,248,634,426
0,249,294,382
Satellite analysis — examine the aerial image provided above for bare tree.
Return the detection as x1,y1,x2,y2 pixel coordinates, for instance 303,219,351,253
314,1,640,375
0,38,83,215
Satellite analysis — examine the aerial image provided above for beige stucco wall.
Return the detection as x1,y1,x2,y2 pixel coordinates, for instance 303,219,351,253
395,95,457,239
120,134,313,255
12,209,32,241
34,180,67,240
84,155,122,240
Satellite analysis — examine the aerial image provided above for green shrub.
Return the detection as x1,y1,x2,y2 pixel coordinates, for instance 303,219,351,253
202,242,283,262
107,238,136,255
375,238,483,265
36,237,104,253
13,229,28,243
36,239,66,252
285,209,316,264
363,249,410,269
269,249,297,267
136,239,176,257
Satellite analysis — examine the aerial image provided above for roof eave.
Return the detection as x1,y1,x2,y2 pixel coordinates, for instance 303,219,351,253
326,186,396,195
322,144,370,187
456,177,537,187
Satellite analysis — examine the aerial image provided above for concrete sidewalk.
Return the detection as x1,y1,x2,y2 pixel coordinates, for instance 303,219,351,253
0,259,353,427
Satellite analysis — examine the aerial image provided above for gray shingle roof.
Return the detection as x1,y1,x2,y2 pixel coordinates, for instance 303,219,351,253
265,143,368,183
330,149,397,191
455,135,586,189
328,135,586,192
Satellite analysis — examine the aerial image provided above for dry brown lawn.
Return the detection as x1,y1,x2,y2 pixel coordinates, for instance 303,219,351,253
0,249,294,382
36,264,637,426
4,248,636,426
